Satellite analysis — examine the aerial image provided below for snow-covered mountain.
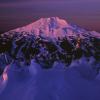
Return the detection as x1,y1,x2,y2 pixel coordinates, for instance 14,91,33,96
0,17,100,69
0,17,100,100
1,17,100,39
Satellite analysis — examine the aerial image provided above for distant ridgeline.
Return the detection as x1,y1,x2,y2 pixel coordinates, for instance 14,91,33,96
0,17,100,72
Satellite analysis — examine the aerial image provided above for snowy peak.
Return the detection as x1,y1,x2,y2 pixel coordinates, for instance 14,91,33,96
14,17,68,31
12,17,69,38
1,17,100,39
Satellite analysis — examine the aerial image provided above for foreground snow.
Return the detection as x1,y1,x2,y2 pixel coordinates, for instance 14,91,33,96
0,57,100,100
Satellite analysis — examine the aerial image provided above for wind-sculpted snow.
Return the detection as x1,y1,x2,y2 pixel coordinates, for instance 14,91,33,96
0,58,100,100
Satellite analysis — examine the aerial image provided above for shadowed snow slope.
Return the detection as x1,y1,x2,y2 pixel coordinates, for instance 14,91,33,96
0,58,100,100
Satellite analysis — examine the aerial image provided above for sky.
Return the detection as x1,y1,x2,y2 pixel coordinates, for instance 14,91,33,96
0,0,100,33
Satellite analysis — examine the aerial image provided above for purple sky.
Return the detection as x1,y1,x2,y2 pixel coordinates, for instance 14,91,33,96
0,0,100,33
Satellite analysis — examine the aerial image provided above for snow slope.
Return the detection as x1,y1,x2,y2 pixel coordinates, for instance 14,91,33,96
0,58,100,100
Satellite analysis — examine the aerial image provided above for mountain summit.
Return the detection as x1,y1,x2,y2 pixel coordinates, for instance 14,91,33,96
1,17,100,39
11,17,69,38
